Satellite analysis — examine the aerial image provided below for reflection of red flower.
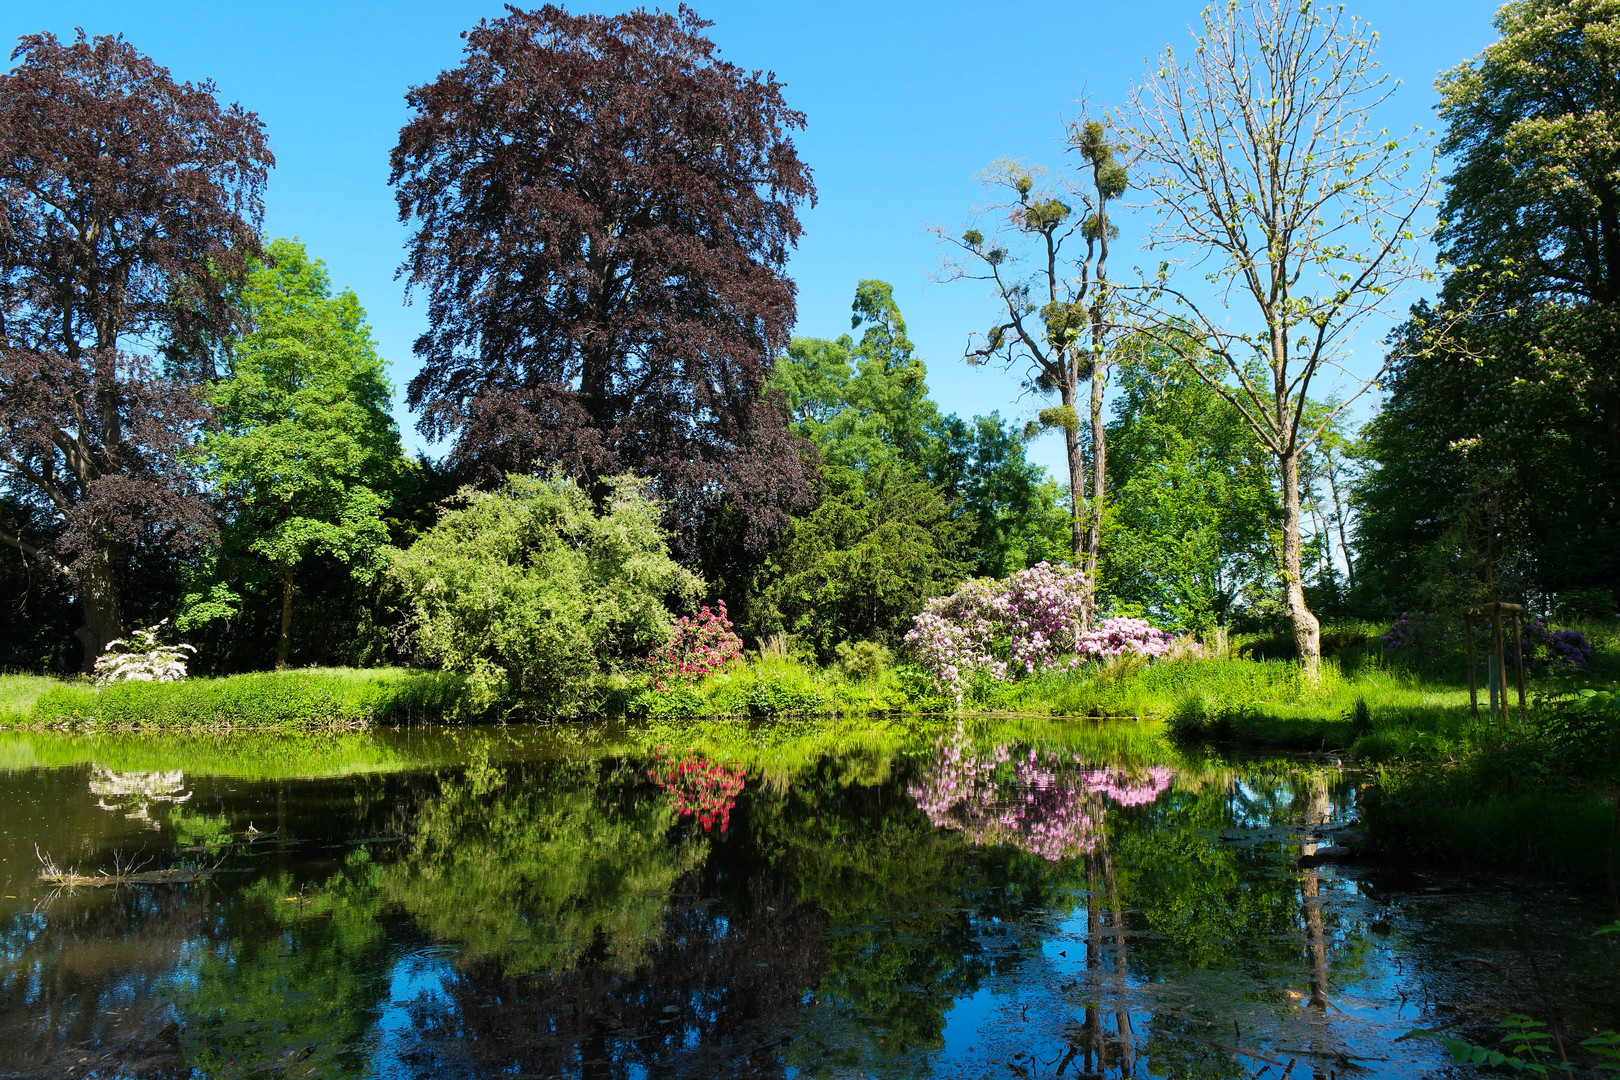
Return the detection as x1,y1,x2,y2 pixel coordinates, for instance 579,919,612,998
648,747,746,832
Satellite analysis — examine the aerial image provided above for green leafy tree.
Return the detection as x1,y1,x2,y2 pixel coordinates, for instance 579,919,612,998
389,474,700,713
1120,0,1439,672
185,238,403,669
754,458,971,658
760,281,1063,650
1103,337,1278,634
935,112,1130,628
1358,0,1620,611
938,412,1070,578
761,281,1070,650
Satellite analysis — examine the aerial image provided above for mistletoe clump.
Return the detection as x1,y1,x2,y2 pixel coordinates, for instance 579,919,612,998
904,563,1185,703
93,621,196,687
648,601,743,691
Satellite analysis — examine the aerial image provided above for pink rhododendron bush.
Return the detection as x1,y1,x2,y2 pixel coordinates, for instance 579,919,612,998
648,601,744,691
909,726,1174,861
903,562,1189,703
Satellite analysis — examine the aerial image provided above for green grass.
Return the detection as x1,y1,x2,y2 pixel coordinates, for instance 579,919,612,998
0,673,69,719
1,667,471,730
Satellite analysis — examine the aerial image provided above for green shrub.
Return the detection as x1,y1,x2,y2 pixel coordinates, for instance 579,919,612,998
834,640,893,681
389,474,700,715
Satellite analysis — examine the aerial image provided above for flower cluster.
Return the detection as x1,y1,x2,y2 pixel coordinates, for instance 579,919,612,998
903,564,1185,703
1382,611,1451,656
93,620,196,687
648,601,743,691
1521,620,1595,672
1076,617,1180,660
908,727,1173,861
647,747,746,832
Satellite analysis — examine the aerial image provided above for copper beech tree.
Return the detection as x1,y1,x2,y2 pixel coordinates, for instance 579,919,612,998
0,32,271,668
390,4,817,561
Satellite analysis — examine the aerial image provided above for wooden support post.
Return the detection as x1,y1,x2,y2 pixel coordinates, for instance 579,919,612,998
1513,611,1527,721
1464,614,1478,719
1490,609,1508,722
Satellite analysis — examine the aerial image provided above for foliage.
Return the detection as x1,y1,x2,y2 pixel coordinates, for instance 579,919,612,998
1520,620,1596,672
390,5,815,560
1358,0,1620,614
1412,1015,1575,1075
1381,612,1453,659
187,238,404,669
92,621,195,686
754,458,970,660
1102,334,1279,634
648,601,743,691
759,281,1061,651
389,474,700,714
0,30,272,665
834,640,893,681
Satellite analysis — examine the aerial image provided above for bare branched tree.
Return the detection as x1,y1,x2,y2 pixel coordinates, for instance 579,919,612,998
1119,0,1437,671
935,116,1128,626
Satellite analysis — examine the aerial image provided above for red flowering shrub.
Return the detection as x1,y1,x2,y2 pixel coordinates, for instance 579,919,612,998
648,601,743,691
647,747,745,832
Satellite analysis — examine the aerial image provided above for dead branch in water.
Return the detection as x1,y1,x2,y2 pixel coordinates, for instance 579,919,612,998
35,844,220,887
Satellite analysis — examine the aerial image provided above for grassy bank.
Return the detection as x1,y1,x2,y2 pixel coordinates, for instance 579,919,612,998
1,667,470,730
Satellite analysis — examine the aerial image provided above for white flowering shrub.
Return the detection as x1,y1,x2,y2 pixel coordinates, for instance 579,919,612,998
93,620,196,687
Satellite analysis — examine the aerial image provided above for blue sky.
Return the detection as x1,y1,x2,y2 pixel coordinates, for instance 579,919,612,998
1,0,1500,476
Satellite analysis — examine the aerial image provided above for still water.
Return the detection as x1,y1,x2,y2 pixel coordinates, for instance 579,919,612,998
0,718,1614,1079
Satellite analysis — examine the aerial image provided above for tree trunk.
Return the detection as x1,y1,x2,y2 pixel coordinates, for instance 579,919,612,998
275,572,294,671
1083,351,1108,631
1301,773,1331,1011
73,544,123,674
1059,379,1090,616
1279,449,1322,674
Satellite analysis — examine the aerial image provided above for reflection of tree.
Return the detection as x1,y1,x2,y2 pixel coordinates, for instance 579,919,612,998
173,868,391,1080
401,877,823,1079
375,760,705,976
0,888,201,1079
753,753,1089,1074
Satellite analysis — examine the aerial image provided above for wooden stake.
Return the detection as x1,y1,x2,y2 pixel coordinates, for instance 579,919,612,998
1513,611,1527,720
1464,614,1478,719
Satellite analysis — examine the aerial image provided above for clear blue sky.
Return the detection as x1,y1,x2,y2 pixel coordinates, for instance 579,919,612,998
2,0,1500,476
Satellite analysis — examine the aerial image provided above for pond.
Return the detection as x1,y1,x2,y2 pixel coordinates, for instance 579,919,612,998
0,719,1614,1079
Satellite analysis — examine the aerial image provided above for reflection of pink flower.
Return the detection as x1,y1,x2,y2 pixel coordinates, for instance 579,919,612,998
648,747,746,832
908,727,1172,861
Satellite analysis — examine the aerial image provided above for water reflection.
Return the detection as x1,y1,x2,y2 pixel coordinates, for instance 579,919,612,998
0,720,1613,1079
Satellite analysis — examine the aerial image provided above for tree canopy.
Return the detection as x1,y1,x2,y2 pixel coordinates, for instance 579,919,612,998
186,238,405,669
389,4,816,561
0,30,271,666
